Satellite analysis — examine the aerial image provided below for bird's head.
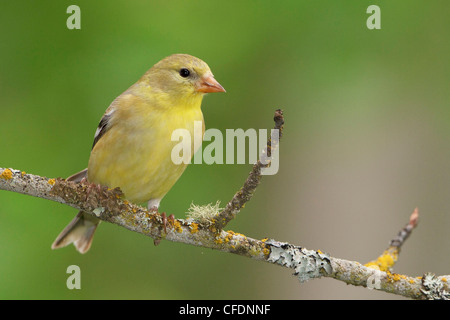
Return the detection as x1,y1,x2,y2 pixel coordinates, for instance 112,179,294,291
141,54,225,104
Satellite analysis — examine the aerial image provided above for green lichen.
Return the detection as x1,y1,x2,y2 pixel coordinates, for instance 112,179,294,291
186,200,222,226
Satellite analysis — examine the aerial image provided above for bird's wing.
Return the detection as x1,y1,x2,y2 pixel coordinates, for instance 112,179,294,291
92,108,114,150
66,107,115,182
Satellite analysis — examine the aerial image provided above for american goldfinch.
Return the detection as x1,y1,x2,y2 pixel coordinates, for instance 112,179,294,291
51,54,225,253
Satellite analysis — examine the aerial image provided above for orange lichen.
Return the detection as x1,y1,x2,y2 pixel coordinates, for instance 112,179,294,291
173,220,183,233
365,248,398,272
47,178,56,185
442,277,447,283
190,222,199,234
214,232,237,244
1,169,13,180
228,230,246,239
144,213,153,221
386,271,408,283
224,231,235,243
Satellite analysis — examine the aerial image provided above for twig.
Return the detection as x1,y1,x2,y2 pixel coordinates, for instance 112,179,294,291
365,208,419,272
390,207,419,249
212,109,284,230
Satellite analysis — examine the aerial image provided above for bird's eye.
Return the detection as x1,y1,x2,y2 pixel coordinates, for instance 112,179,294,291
179,68,190,78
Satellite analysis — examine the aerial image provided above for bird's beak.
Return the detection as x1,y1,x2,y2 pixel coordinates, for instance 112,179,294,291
196,75,226,93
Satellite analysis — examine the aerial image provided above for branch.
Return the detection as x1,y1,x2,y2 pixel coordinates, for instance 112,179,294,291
1,111,448,299
365,208,419,272
212,109,284,230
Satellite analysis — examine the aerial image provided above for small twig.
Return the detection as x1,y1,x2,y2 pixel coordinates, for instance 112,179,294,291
365,208,419,272
212,109,284,230
390,207,419,249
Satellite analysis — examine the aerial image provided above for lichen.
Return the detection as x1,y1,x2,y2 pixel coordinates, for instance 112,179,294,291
386,271,408,283
93,207,105,217
266,239,332,283
421,272,450,300
50,178,125,216
173,219,183,233
249,245,261,256
227,230,246,239
186,201,222,226
189,222,199,234
365,248,398,272
1,168,13,180
224,231,235,243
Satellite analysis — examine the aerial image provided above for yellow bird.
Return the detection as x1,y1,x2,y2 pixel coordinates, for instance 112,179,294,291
51,54,225,253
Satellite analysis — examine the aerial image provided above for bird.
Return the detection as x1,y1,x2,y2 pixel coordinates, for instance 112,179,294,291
51,54,225,253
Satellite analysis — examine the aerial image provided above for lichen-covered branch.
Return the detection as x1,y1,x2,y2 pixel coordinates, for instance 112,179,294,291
0,110,448,299
1,166,448,299
0,167,269,258
365,208,419,272
212,109,284,230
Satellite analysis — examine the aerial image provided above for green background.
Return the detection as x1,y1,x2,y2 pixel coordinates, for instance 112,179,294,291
1,1,449,299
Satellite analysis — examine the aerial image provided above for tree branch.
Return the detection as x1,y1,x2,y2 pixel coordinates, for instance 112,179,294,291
1,110,448,299
212,109,284,230
365,208,419,272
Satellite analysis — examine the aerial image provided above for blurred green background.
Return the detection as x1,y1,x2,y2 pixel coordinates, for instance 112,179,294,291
1,0,449,300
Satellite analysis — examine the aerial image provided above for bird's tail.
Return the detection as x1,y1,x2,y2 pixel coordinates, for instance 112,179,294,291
51,211,100,254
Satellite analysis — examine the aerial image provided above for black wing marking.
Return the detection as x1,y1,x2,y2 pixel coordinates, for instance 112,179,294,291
92,111,113,150
66,110,114,183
